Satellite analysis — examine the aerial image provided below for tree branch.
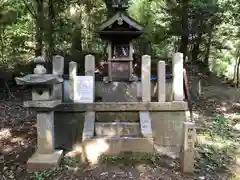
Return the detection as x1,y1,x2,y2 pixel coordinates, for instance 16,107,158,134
22,0,37,18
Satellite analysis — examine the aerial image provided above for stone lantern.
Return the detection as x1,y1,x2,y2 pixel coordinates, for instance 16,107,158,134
15,55,64,172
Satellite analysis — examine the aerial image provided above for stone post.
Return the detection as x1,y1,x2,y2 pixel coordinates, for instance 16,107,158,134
141,55,151,102
180,122,196,173
52,55,64,100
82,55,96,162
85,54,95,77
158,61,166,102
69,61,77,101
172,53,184,101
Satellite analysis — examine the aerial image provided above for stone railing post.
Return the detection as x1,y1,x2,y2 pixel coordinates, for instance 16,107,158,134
69,61,77,101
158,61,166,102
52,55,64,100
141,55,151,102
180,122,196,173
172,53,184,101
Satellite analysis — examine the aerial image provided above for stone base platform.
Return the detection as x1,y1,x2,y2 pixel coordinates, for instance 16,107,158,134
81,137,154,164
27,150,63,172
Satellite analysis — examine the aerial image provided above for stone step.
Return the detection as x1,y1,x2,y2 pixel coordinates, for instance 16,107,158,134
95,112,139,122
82,137,154,163
95,122,141,137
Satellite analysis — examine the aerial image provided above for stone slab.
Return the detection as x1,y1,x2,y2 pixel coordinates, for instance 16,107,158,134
82,137,154,164
27,150,63,172
24,100,61,109
139,112,152,138
95,81,172,102
96,112,139,122
73,76,94,103
55,101,188,112
151,112,185,147
96,81,138,102
54,112,84,150
95,122,141,137
82,112,95,140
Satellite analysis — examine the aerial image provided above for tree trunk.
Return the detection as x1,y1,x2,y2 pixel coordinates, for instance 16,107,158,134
46,0,55,61
179,0,189,61
204,25,213,70
35,0,44,57
192,32,202,63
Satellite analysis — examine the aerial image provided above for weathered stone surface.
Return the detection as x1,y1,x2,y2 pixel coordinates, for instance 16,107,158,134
180,122,196,174
27,150,63,172
158,61,166,102
139,112,152,138
24,100,61,109
52,55,64,76
55,101,188,112
82,137,154,164
52,84,63,100
154,145,181,158
96,112,139,122
151,111,185,147
37,112,54,153
95,122,141,137
172,53,184,101
15,74,63,85
54,112,84,150
96,82,138,102
141,55,151,102
85,54,95,77
69,61,77,101
82,112,95,140
32,88,51,101
95,81,172,102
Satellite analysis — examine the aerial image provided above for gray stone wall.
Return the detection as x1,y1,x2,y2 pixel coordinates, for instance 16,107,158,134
95,80,173,102
151,111,187,157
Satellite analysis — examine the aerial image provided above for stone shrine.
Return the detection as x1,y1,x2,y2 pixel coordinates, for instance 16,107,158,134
15,0,196,174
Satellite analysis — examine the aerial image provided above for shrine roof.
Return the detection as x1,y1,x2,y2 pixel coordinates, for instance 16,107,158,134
99,12,143,31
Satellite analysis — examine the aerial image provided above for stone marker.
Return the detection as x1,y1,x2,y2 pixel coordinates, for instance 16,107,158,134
52,55,64,100
180,122,196,173
69,61,77,101
158,61,166,102
139,112,152,138
141,55,151,102
73,76,94,103
82,112,95,140
85,54,95,77
172,53,184,101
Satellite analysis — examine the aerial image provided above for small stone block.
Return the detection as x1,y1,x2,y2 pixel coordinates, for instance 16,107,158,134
180,150,194,173
27,150,63,172
139,112,152,137
82,112,95,140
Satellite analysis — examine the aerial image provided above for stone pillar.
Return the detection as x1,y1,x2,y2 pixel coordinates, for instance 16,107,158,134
158,61,166,102
69,61,77,101
52,55,64,100
83,55,95,156
172,53,184,101
37,112,54,153
107,42,112,81
85,54,95,77
180,122,196,173
141,55,151,102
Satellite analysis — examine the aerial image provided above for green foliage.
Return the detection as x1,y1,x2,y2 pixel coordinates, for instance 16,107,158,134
0,0,240,78
196,115,236,173
31,168,57,180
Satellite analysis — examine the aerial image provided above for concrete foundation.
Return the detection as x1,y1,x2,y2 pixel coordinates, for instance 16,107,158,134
27,150,63,172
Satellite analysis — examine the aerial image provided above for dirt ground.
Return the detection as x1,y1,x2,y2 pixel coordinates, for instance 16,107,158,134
0,73,240,180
